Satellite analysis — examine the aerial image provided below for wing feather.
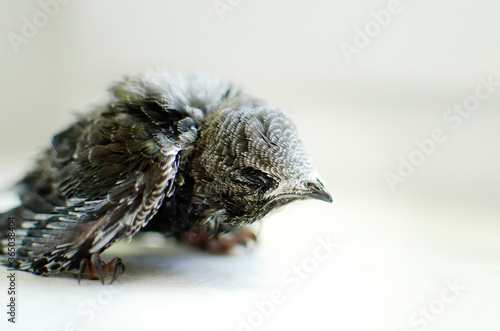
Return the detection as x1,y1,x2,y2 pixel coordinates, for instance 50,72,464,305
11,111,185,275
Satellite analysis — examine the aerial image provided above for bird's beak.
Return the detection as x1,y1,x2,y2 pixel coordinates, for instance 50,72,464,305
302,189,332,203
271,179,333,203
276,180,332,203
301,180,332,203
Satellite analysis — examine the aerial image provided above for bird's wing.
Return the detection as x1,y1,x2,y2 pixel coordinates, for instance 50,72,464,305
13,111,186,275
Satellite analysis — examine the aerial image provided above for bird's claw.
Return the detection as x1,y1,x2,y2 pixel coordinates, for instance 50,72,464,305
78,254,126,285
183,228,257,254
109,258,125,284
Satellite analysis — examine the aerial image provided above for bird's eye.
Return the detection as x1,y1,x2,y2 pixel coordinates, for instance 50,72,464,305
233,167,276,191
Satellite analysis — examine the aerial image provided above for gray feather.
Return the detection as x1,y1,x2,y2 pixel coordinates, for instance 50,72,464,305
0,71,331,277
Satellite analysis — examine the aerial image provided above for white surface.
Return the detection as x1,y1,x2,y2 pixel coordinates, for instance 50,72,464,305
1,1,500,330
0,191,499,331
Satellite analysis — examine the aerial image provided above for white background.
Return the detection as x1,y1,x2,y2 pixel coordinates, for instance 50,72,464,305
0,1,499,330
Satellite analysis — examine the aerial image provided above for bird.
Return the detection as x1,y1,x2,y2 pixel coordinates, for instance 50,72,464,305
0,71,332,284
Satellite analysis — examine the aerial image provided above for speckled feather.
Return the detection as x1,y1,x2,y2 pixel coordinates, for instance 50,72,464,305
0,72,331,278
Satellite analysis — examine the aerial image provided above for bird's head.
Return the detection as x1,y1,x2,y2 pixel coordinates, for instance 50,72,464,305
190,103,331,227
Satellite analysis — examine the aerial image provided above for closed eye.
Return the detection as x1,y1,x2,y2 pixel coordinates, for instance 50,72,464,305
233,167,276,191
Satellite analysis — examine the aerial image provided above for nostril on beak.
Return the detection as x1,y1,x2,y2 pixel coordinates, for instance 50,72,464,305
304,180,332,203
306,182,321,191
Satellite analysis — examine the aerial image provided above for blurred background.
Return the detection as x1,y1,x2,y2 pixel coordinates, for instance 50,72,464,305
0,1,499,330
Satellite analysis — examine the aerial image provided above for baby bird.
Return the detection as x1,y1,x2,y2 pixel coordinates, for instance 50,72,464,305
0,72,331,284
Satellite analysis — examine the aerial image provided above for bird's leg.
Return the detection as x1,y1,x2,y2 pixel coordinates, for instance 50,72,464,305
78,254,126,285
183,228,257,254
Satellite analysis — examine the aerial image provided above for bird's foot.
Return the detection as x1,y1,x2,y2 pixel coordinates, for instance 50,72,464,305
183,228,257,254
78,254,125,285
